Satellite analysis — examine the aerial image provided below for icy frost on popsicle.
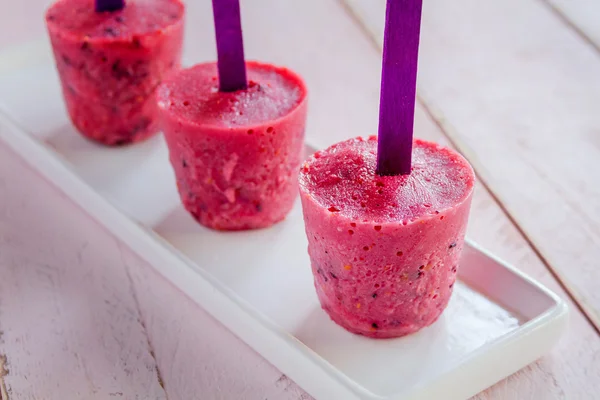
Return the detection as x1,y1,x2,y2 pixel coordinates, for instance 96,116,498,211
299,0,475,338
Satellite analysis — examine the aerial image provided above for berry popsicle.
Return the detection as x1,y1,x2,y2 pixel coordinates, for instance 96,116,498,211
299,136,475,338
45,0,184,145
157,61,308,230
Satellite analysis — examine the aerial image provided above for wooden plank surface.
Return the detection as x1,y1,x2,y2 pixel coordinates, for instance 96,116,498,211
0,144,166,399
344,0,600,330
1,0,599,399
0,137,311,400
416,106,600,400
122,245,311,400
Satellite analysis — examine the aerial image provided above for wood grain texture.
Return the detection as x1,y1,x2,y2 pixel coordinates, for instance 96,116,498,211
122,245,312,400
0,143,166,399
0,356,8,400
0,0,598,399
416,107,600,400
344,0,600,331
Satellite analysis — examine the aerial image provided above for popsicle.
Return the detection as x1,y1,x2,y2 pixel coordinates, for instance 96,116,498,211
156,0,307,230
299,137,475,338
45,0,184,145
298,0,475,338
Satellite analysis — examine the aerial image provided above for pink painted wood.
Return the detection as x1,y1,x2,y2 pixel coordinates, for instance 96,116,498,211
0,142,309,400
419,0,600,331
416,108,600,399
123,244,311,400
1,0,600,399
0,144,167,399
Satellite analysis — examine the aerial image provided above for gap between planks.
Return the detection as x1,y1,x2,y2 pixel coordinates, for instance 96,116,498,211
539,0,600,55
336,0,600,336
118,242,169,397
0,114,169,400
0,353,8,400
418,100,600,337
0,120,173,400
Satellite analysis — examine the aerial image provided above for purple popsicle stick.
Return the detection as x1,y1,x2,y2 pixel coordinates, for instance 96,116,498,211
212,0,248,92
95,0,124,12
376,0,423,176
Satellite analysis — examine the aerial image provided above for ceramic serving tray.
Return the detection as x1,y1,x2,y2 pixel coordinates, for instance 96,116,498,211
0,42,567,400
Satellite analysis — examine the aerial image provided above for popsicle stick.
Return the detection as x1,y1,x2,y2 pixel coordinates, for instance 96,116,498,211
376,0,423,176
95,0,124,12
212,0,248,92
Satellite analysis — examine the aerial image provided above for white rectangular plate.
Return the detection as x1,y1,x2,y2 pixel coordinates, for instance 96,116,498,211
0,42,567,400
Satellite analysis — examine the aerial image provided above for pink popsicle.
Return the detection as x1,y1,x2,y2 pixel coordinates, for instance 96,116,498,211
299,137,475,338
45,0,184,145
156,62,308,230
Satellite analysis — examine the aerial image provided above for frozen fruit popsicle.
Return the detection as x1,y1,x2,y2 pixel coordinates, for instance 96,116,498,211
156,61,308,230
299,0,475,338
45,0,184,145
299,137,475,338
157,0,307,230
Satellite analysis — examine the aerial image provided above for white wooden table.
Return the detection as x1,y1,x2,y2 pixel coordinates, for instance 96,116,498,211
1,0,600,399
